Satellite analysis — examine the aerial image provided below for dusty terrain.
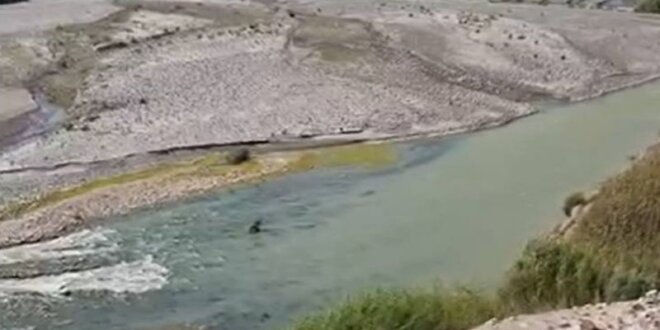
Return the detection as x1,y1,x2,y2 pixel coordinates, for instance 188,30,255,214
1,0,660,174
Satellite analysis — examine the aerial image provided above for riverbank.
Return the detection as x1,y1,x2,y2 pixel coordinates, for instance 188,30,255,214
0,143,395,249
1,0,660,245
289,90,660,329
2,68,660,330
1,1,660,326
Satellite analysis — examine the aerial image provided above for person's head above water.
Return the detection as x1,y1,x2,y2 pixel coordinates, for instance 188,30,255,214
249,219,263,234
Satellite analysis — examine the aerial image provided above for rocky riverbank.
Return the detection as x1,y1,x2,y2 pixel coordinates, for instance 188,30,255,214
473,290,660,330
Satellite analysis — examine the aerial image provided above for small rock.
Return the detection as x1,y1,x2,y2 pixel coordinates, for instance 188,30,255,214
579,319,599,330
644,289,658,301
632,303,646,312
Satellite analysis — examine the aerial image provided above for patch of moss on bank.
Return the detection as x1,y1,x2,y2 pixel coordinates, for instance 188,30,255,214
292,142,397,170
0,158,198,220
0,143,397,221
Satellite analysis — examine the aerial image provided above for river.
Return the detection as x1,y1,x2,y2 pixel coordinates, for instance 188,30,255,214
1,81,660,330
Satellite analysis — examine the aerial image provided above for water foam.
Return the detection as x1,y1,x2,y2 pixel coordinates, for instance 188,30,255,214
0,256,168,296
0,229,118,265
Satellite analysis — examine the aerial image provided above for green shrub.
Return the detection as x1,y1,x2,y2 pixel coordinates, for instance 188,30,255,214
606,270,654,301
290,287,498,330
636,0,660,13
499,240,607,311
499,240,657,312
562,192,587,217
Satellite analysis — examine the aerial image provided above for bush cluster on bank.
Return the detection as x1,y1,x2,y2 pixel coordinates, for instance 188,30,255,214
291,150,660,330
499,240,654,313
636,0,660,13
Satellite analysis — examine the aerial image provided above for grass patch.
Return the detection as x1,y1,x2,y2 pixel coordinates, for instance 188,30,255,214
636,0,660,13
498,240,655,312
291,287,498,330
314,143,397,168
570,149,660,270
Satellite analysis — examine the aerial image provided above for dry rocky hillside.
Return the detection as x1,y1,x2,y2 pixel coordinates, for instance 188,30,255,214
1,0,660,174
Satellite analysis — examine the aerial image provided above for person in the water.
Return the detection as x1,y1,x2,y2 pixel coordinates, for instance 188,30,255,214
249,219,262,234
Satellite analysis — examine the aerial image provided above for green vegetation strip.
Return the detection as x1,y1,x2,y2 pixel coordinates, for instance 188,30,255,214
292,288,499,330
0,143,396,221
637,0,660,13
0,157,212,220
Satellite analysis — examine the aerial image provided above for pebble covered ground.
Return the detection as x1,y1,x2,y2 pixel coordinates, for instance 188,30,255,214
473,290,660,330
